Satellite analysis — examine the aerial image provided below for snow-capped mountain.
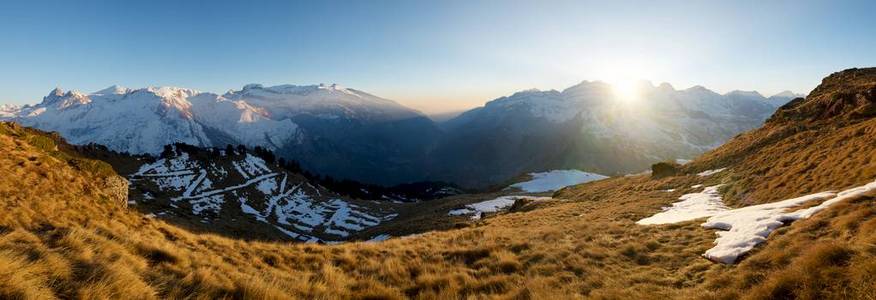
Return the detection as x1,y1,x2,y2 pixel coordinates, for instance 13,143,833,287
9,84,441,185
223,83,423,122
220,83,442,186
0,104,19,119
766,90,805,107
429,81,792,187
11,86,299,154
5,82,797,188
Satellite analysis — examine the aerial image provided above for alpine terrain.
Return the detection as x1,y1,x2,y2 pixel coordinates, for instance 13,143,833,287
0,67,872,299
3,82,797,189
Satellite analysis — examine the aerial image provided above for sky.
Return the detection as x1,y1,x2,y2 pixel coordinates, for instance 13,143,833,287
1,0,874,114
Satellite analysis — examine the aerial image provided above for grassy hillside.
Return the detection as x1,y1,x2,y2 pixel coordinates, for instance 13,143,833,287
0,68,873,299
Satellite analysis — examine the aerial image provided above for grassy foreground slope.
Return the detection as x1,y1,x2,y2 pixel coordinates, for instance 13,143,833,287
0,68,873,299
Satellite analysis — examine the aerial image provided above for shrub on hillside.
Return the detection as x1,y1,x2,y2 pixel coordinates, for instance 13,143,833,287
650,162,680,179
67,158,116,177
26,135,56,152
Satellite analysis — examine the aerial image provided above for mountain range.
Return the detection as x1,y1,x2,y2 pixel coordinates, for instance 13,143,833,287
1,82,801,188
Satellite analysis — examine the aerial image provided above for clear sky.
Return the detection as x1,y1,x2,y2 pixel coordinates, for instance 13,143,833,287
1,0,874,113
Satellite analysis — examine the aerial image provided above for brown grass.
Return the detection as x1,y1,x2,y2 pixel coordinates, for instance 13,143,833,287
0,122,727,299
688,117,876,206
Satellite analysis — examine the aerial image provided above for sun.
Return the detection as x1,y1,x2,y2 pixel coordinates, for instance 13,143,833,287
610,77,642,104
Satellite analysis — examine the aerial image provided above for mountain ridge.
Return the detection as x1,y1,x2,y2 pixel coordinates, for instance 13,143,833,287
3,82,802,188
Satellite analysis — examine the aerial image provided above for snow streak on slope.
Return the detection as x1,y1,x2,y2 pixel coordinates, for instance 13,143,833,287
636,185,728,225
449,196,552,220
509,170,608,193
131,150,394,242
697,168,727,177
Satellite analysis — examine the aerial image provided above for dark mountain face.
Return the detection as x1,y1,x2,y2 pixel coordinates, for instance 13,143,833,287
426,82,781,188
280,114,442,186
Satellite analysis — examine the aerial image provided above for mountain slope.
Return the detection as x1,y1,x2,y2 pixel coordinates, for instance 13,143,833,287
6,82,793,188
429,81,783,188
223,84,442,186
688,67,876,206
12,86,299,154
9,84,442,186
125,145,396,243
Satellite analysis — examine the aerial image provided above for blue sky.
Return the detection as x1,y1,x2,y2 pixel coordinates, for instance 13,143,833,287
1,0,874,113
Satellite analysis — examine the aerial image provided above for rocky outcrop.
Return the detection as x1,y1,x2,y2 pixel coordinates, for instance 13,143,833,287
771,67,876,122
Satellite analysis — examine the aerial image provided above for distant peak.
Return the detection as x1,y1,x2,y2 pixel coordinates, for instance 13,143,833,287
685,85,712,92
242,83,264,90
40,87,89,107
771,90,804,98
0,103,20,110
49,87,64,97
317,83,352,92
726,90,764,98
94,85,130,95
657,82,675,91
508,88,553,98
43,87,72,101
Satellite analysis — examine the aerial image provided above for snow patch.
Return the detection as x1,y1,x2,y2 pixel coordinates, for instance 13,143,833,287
697,168,727,177
638,178,876,264
367,234,392,243
637,185,728,225
509,170,608,193
702,179,876,264
190,195,224,215
449,196,552,220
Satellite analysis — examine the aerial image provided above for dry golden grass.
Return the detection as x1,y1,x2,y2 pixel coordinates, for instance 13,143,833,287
690,118,876,206
688,67,876,206
0,122,729,299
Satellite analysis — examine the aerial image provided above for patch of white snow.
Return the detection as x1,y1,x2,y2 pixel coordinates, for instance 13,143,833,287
509,170,608,193
637,185,728,225
697,168,727,177
701,179,876,264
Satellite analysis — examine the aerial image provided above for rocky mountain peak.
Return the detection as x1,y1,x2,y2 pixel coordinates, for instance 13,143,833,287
770,67,876,122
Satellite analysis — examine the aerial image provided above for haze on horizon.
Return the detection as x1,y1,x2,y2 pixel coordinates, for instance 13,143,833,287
1,0,874,114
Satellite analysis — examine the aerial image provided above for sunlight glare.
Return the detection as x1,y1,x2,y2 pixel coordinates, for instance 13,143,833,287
611,78,641,103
